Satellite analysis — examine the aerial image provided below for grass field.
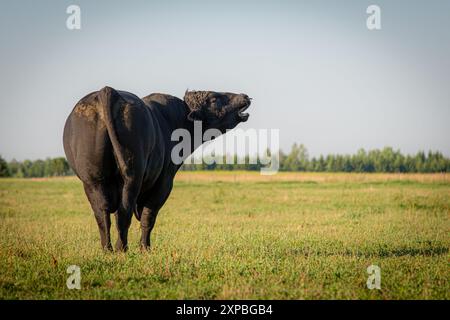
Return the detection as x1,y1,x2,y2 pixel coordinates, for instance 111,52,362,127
0,172,449,299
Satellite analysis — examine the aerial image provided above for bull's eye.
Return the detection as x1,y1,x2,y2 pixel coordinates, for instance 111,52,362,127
210,97,217,103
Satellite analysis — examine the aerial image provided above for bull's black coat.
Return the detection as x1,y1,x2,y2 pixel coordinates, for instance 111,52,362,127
63,87,251,251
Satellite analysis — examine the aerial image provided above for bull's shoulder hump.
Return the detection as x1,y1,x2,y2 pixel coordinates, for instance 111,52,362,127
142,93,182,107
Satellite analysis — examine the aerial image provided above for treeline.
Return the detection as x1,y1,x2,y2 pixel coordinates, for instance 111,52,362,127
0,156,72,178
1,144,450,177
181,144,450,173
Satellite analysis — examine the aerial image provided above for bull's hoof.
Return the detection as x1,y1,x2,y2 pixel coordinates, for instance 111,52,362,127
140,242,151,252
102,244,113,252
115,241,128,252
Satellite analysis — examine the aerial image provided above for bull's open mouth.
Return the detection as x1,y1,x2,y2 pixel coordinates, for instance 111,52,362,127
238,102,250,121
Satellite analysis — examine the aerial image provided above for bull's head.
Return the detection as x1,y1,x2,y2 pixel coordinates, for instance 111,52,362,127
184,91,251,133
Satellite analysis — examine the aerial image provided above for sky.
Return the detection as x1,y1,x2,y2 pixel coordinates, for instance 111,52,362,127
0,0,449,161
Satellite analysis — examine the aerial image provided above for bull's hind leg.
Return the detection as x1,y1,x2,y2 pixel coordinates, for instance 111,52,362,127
94,211,112,251
114,179,142,252
83,183,114,251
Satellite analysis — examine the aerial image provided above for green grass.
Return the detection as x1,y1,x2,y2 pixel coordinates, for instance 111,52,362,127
0,173,449,299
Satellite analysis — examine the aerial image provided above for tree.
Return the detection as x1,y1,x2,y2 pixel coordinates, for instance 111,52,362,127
283,143,309,171
326,155,336,172
22,160,33,178
49,157,70,176
30,160,45,177
8,159,21,177
0,155,10,177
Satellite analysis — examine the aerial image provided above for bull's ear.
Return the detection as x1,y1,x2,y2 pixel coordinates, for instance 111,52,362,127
187,109,203,121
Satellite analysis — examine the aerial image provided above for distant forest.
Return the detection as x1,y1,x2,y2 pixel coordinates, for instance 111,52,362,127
1,144,450,178
0,157,72,178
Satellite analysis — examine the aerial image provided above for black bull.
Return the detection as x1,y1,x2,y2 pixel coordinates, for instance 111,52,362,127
63,87,251,251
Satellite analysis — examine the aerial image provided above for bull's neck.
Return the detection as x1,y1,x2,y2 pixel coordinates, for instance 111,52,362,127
154,100,205,164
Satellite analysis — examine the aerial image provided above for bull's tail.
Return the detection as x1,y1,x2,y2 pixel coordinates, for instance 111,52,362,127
98,86,128,178
98,86,141,221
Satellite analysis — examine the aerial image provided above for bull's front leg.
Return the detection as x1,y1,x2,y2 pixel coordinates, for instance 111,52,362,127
139,178,172,251
140,206,160,251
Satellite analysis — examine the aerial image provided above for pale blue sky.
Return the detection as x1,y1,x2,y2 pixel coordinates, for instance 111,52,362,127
0,0,449,160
